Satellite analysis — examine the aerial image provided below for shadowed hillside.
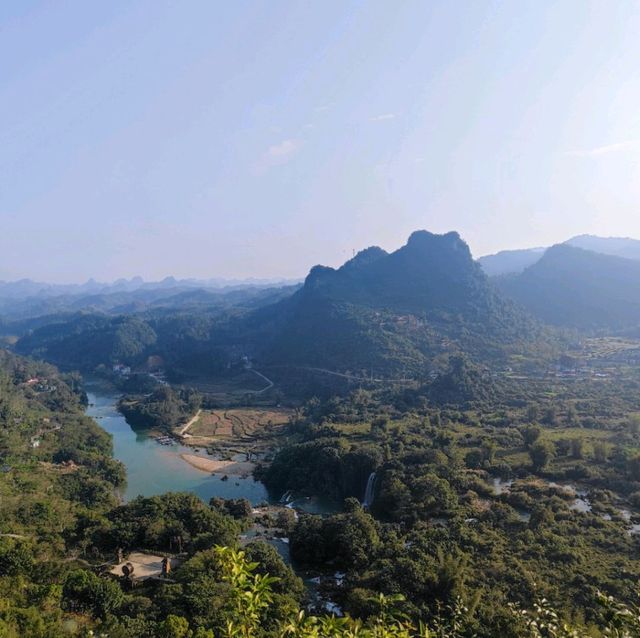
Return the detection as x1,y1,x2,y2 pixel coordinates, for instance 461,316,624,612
253,230,550,378
13,231,554,386
498,244,640,330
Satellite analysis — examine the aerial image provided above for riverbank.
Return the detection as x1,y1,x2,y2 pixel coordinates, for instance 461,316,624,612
84,379,269,504
174,407,292,477
180,453,254,476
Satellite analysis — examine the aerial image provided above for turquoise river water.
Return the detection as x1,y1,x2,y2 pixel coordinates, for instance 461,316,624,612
85,379,270,504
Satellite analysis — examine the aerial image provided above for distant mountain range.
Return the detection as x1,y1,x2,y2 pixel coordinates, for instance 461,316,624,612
497,243,640,331
477,247,547,277
478,234,640,276
0,277,301,321
567,234,640,260
12,229,640,387
13,231,550,384
477,234,640,331
0,275,299,300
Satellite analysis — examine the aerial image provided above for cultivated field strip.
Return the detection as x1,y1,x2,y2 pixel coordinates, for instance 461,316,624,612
189,408,291,440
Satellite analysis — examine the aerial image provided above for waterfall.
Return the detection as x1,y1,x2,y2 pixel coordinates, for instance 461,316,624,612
362,472,376,508
280,489,293,504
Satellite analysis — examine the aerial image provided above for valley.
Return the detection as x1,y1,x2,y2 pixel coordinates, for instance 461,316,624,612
85,380,270,504
4,230,640,636
7,2,640,634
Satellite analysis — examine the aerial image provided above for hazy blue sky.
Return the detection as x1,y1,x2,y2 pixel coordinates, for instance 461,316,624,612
2,1,640,282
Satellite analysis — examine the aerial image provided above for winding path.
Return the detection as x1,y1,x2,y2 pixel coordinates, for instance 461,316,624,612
266,365,413,385
178,409,202,436
248,369,274,394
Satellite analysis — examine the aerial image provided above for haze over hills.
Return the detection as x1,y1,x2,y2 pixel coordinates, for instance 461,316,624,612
0,275,299,298
12,229,640,384
476,247,547,277
497,243,640,330
12,230,550,384
0,277,301,321
478,234,640,276
566,234,640,260
235,230,549,378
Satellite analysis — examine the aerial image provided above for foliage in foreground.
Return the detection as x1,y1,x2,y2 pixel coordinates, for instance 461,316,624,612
97,546,639,638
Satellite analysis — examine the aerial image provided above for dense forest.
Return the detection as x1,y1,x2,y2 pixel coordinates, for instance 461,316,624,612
3,349,640,636
498,244,640,330
259,367,640,634
117,386,202,431
10,232,560,393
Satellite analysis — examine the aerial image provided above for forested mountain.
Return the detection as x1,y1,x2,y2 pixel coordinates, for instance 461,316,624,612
0,281,300,321
13,311,239,378
11,231,553,384
478,234,640,277
16,315,158,369
477,247,546,276
566,234,640,261
498,244,640,330
5,283,298,376
252,230,550,377
18,230,640,382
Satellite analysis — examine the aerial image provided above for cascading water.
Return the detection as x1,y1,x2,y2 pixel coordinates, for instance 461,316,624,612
362,472,376,508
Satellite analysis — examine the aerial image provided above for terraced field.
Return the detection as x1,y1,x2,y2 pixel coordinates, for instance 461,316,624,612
579,337,640,360
189,408,292,441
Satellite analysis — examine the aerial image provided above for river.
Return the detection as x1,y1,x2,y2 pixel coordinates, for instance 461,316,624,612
85,379,269,504
85,378,338,515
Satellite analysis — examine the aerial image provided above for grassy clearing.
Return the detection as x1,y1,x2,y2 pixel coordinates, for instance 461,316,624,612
545,427,612,441
580,336,640,358
189,408,292,440
331,422,375,436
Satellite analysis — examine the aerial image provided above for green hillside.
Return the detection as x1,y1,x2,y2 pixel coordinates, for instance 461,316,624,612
499,244,640,330
258,231,552,378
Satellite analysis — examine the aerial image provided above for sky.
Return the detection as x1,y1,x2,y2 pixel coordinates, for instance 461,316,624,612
2,0,640,283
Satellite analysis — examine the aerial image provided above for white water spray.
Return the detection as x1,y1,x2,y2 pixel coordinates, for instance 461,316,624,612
362,472,376,508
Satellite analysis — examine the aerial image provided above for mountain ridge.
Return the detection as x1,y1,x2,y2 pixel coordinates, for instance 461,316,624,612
12,230,555,385
478,234,640,276
250,230,549,378
497,243,640,330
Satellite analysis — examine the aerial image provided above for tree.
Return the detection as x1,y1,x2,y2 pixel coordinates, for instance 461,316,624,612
210,497,252,521
522,425,542,448
529,505,554,530
565,406,580,427
213,547,278,638
244,541,304,600
464,449,484,469
542,406,557,426
593,441,609,464
628,455,640,481
0,539,34,577
481,439,497,464
570,437,584,459
412,473,458,519
62,569,124,619
158,615,191,638
275,508,297,534
529,440,555,472
371,417,389,437
627,415,640,436
526,404,540,423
